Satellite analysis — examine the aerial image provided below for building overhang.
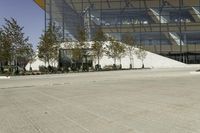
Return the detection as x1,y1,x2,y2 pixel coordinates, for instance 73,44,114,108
34,0,200,12
34,0,45,9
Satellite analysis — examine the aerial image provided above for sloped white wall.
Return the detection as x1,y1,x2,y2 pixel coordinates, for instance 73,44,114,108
141,51,186,68
98,42,186,69
98,50,186,69
97,52,187,68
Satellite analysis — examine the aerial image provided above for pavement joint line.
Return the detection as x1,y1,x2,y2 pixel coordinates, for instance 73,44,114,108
12,99,46,133
0,82,72,90
33,89,139,132
24,93,92,133
31,90,134,133
0,85,35,90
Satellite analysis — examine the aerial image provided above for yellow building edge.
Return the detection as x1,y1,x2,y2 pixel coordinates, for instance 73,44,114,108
34,0,45,9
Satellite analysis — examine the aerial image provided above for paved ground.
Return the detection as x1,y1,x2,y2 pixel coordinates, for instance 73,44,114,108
0,67,200,133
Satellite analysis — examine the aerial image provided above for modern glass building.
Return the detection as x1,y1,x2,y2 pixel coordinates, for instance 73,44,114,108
35,0,200,64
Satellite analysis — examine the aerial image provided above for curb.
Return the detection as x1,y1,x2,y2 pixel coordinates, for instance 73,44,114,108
190,71,200,75
0,76,11,79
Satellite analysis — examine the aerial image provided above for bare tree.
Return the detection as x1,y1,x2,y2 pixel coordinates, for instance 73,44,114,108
71,27,88,71
121,33,136,69
106,37,126,69
76,26,88,48
135,47,147,68
92,27,106,70
117,42,126,69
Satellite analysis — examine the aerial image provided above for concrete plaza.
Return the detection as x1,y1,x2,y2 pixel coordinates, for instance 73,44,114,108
0,67,200,133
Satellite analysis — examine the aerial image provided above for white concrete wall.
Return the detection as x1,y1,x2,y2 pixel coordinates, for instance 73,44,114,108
98,49,186,69
97,42,186,69
25,57,57,71
27,42,187,71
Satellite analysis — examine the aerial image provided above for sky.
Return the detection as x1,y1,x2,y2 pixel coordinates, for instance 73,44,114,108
0,0,44,49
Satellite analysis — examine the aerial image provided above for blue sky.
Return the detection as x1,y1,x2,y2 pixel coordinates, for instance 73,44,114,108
0,0,44,49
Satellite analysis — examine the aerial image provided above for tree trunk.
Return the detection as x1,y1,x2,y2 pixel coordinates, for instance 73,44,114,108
129,51,132,67
8,61,11,76
142,60,144,68
129,57,132,69
114,58,116,65
97,56,100,66
48,60,50,66
82,57,84,72
120,58,122,70
30,63,32,71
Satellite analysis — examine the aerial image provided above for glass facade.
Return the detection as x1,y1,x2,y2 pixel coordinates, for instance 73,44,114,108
42,0,200,64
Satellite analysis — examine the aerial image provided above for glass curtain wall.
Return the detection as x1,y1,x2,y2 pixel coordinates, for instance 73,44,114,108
45,0,200,63
45,0,83,41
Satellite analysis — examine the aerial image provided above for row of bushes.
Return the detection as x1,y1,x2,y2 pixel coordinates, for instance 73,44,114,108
0,66,26,75
38,64,124,74
39,66,58,73
39,65,90,73
0,64,138,76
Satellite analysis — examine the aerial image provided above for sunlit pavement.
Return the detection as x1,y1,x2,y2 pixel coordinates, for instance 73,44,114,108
0,67,200,133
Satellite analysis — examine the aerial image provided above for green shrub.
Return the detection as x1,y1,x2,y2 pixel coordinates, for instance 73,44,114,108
39,66,48,73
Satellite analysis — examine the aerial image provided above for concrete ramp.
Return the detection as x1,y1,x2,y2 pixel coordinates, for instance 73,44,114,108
100,49,186,69
99,42,186,69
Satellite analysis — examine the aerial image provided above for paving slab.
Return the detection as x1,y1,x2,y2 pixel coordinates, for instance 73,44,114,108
0,68,200,133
